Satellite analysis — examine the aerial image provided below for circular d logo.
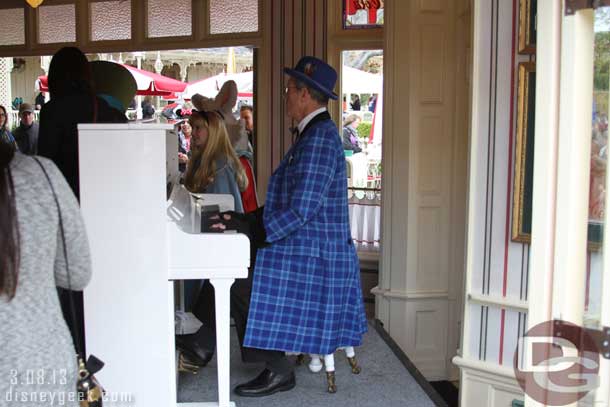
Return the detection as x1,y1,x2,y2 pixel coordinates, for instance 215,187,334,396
514,320,600,406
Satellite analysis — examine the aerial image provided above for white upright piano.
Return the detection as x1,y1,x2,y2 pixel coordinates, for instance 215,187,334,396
78,123,249,407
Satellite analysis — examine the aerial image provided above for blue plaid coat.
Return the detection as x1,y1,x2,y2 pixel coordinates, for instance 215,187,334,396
244,112,368,355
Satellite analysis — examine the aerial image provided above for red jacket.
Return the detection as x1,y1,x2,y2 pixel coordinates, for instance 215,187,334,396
239,156,259,213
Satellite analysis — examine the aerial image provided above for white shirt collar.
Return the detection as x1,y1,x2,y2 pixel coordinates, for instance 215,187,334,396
297,107,327,134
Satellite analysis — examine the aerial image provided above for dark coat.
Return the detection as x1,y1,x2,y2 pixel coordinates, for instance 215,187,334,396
178,130,189,172
35,92,45,108
38,92,126,199
13,122,39,155
142,101,155,120
243,111,367,355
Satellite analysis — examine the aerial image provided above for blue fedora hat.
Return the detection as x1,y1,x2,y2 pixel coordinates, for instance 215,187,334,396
284,56,338,100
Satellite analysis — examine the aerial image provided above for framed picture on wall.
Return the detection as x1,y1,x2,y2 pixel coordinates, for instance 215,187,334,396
512,62,536,243
518,0,537,54
512,62,604,250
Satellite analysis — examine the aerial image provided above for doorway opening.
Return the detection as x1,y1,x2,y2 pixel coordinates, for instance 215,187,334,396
341,49,383,318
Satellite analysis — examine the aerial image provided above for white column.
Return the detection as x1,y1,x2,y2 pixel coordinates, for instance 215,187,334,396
378,0,456,381
134,52,145,120
40,56,51,103
0,58,13,111
40,55,51,74
226,47,236,74
154,52,163,110
525,1,562,404
154,51,163,74
552,8,593,328
180,63,189,83
526,6,594,407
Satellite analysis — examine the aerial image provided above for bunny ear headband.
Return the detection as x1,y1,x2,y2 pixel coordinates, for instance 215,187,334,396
191,80,238,120
191,79,250,153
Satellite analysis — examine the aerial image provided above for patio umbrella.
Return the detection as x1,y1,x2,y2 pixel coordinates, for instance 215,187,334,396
181,71,253,100
342,66,382,94
36,61,187,97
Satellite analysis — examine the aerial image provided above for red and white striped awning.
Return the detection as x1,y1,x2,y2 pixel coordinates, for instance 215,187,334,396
36,62,187,96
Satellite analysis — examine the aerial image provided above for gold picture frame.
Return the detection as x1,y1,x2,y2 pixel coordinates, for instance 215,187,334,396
518,0,537,54
512,62,536,243
512,62,604,250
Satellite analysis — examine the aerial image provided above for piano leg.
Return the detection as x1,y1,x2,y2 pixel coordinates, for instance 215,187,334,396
210,278,236,407
179,280,186,312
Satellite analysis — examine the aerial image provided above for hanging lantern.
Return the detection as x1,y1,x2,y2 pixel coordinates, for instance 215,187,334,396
26,0,44,8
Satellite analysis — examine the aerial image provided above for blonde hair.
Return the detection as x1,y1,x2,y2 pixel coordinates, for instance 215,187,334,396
343,114,361,128
184,111,248,193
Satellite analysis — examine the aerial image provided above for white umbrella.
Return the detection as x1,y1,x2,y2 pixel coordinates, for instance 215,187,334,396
342,66,383,95
183,71,253,100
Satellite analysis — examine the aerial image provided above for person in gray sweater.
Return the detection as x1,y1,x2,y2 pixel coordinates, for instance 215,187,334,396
0,145,91,406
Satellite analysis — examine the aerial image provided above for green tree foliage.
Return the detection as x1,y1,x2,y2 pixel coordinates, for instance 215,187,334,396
357,122,372,139
594,31,610,91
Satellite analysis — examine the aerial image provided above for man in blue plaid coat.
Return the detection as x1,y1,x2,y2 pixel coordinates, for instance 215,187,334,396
210,56,368,397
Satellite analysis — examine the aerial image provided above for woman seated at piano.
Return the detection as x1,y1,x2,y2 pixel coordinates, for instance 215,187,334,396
182,110,247,213
177,109,248,370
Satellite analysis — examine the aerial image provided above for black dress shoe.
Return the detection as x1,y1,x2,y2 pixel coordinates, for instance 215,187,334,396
234,369,296,397
175,334,214,367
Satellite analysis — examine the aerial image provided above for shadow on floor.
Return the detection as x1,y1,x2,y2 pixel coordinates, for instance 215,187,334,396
429,381,459,407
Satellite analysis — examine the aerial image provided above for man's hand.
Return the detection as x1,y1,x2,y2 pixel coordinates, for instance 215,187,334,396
207,211,250,234
207,209,269,249
178,153,189,164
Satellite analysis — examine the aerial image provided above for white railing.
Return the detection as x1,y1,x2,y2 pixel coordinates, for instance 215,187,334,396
348,186,381,253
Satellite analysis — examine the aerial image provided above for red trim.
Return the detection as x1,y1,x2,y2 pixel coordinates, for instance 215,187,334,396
585,252,591,311
369,108,377,142
499,309,507,363
499,0,518,365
